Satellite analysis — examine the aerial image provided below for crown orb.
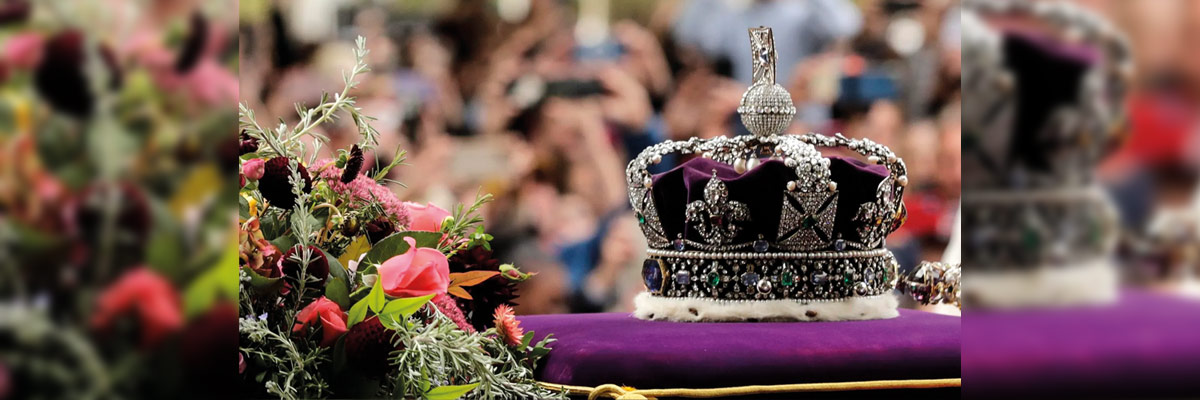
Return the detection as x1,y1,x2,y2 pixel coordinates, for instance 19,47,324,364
738,83,795,137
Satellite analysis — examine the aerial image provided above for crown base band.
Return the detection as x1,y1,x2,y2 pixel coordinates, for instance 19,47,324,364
641,251,900,302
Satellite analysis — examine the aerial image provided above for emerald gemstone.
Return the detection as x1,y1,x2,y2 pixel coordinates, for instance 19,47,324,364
781,271,795,286
1021,227,1041,252
802,215,817,229
708,272,721,286
637,212,645,224
843,271,853,285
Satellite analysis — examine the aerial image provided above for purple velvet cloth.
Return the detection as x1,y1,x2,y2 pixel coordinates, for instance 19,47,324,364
650,156,887,248
963,290,1200,399
518,309,959,389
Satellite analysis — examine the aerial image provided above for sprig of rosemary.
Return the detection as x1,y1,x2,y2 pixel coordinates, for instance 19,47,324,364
383,312,557,399
438,191,494,256
238,36,379,161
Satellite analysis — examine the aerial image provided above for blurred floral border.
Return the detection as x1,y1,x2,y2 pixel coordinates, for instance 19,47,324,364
0,1,239,398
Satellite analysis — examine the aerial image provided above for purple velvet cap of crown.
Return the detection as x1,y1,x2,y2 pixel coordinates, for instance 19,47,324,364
649,156,888,249
1004,29,1101,172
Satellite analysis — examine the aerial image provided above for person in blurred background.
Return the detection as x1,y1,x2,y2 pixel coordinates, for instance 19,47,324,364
238,0,962,314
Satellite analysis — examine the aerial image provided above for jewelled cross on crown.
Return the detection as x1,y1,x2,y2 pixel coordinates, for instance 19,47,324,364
738,27,797,137
750,27,777,85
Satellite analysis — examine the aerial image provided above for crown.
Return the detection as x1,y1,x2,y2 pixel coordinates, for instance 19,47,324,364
959,0,1129,307
961,0,1130,191
960,0,1127,270
629,27,909,321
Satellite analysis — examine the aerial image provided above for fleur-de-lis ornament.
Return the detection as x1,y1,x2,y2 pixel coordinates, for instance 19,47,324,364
686,171,751,246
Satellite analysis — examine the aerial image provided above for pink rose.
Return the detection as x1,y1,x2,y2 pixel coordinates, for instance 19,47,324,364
378,236,450,297
4,33,43,70
292,297,347,347
403,202,451,232
242,158,265,180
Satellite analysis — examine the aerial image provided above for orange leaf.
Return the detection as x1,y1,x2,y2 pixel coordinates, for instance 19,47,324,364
447,286,473,300
449,270,500,288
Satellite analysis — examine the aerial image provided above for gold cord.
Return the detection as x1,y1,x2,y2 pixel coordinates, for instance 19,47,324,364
538,378,961,399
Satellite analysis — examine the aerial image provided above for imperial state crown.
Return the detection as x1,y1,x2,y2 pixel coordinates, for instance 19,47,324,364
629,27,910,322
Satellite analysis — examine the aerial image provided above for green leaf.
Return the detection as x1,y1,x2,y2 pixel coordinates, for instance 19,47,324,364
331,335,348,373
337,235,371,269
520,331,535,349
349,279,372,304
363,231,442,264
145,227,183,276
367,277,386,313
325,250,349,284
347,297,369,328
239,194,250,219
259,210,288,238
325,277,350,309
425,383,479,400
183,245,240,318
419,368,431,393
379,294,435,322
268,234,297,254
240,265,283,293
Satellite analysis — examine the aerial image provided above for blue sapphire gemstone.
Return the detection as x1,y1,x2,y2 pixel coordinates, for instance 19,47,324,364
642,259,664,293
673,239,685,251
753,240,769,253
811,271,829,286
741,272,760,287
675,270,691,285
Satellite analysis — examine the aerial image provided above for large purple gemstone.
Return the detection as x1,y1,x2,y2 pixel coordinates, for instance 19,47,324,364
642,259,664,293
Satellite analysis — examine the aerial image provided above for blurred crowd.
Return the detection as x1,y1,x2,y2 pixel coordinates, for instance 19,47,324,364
239,0,963,315
1088,0,1200,292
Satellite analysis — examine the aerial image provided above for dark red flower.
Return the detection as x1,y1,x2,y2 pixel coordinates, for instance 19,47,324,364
365,216,395,244
343,316,399,375
73,182,152,270
258,157,312,209
448,246,519,331
239,130,259,155
340,144,364,184
180,302,239,397
175,12,207,73
34,30,91,118
0,1,30,25
281,245,330,288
